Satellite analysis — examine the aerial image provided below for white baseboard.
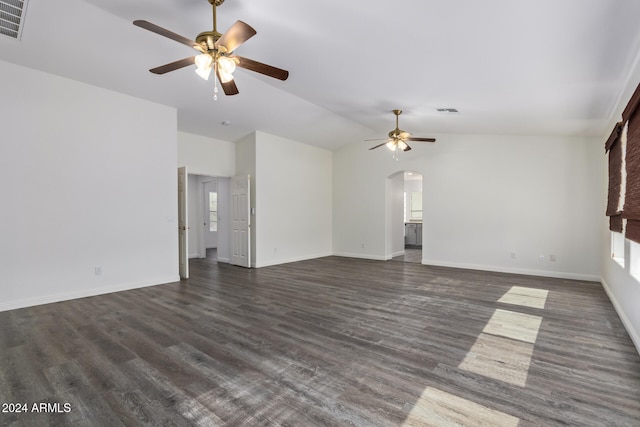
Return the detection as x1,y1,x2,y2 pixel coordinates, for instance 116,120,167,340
256,252,334,268
600,277,640,355
0,275,180,313
421,259,601,282
385,250,405,260
217,257,230,263
332,252,388,261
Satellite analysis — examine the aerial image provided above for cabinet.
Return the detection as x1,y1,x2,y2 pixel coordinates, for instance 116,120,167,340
405,223,422,247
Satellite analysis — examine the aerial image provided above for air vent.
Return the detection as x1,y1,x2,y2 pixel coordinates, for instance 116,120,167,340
437,108,459,113
0,0,28,40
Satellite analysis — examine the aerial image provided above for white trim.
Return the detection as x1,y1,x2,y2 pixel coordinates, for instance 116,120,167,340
0,275,180,313
333,252,388,261
420,259,601,282
601,277,640,356
256,252,334,268
385,250,406,260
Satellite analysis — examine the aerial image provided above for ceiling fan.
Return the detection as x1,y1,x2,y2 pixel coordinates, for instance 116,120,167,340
368,110,436,154
133,0,289,98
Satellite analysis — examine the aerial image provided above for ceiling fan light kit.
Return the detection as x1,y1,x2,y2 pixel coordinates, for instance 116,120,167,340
133,0,288,99
367,109,436,159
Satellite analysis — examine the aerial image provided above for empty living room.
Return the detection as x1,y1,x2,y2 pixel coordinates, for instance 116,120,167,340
2,0,640,426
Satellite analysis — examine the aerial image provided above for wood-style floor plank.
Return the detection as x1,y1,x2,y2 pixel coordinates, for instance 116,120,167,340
1,253,639,426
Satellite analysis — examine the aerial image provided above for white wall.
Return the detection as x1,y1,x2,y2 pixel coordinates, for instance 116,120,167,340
0,60,178,311
177,131,236,177
334,133,604,280
187,174,204,258
386,172,405,258
254,131,333,267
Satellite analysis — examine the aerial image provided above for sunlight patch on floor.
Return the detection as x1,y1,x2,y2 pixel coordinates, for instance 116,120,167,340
458,290,547,388
498,286,548,309
402,386,520,427
458,333,535,387
482,309,543,344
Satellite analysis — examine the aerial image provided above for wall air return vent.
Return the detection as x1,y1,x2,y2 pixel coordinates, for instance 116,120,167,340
0,0,28,40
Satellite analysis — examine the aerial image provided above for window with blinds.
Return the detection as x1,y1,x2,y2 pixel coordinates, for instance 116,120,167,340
606,81,640,244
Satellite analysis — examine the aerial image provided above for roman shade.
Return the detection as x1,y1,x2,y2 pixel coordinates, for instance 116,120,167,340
607,81,640,242
622,96,640,243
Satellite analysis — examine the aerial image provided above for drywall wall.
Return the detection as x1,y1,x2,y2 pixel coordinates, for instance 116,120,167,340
334,133,604,280
187,174,203,258
234,131,332,268
253,131,333,267
0,60,178,311
177,131,236,177
386,172,405,258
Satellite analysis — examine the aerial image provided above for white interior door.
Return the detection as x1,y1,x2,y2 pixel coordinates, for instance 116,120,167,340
230,175,251,268
178,167,189,278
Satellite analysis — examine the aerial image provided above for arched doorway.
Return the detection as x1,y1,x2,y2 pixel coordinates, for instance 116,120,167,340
385,171,423,263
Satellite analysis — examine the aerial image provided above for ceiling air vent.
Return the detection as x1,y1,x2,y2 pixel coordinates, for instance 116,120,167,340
0,0,29,40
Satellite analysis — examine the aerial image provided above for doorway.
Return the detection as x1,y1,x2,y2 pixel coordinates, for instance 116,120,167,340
185,174,231,264
386,171,423,264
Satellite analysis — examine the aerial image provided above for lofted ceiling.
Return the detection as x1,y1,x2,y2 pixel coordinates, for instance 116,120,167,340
2,0,640,150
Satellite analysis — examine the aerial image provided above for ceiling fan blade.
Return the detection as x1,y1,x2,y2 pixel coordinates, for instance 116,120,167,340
217,71,239,96
369,142,388,150
133,20,204,53
235,56,289,81
215,20,257,53
149,56,196,74
406,137,436,142
403,144,412,151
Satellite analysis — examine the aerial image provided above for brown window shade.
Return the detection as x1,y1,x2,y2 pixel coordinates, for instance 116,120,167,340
623,107,640,242
626,219,640,242
606,122,623,232
610,215,623,233
623,82,640,122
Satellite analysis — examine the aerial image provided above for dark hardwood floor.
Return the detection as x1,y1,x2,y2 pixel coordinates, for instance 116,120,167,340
1,254,639,426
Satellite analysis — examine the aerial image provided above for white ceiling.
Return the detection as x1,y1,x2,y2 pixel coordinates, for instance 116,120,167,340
2,0,640,150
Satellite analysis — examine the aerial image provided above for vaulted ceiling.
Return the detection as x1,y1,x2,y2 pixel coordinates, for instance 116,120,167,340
2,0,640,150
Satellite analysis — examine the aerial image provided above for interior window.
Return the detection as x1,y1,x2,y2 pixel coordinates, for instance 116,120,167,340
209,192,218,232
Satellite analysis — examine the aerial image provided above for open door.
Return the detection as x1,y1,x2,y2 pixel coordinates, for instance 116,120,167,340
178,167,189,278
230,175,251,268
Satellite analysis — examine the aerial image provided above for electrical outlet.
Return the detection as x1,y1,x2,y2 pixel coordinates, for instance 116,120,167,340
94,266,102,276
539,254,545,262
549,254,556,262
510,252,516,259
361,243,365,249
